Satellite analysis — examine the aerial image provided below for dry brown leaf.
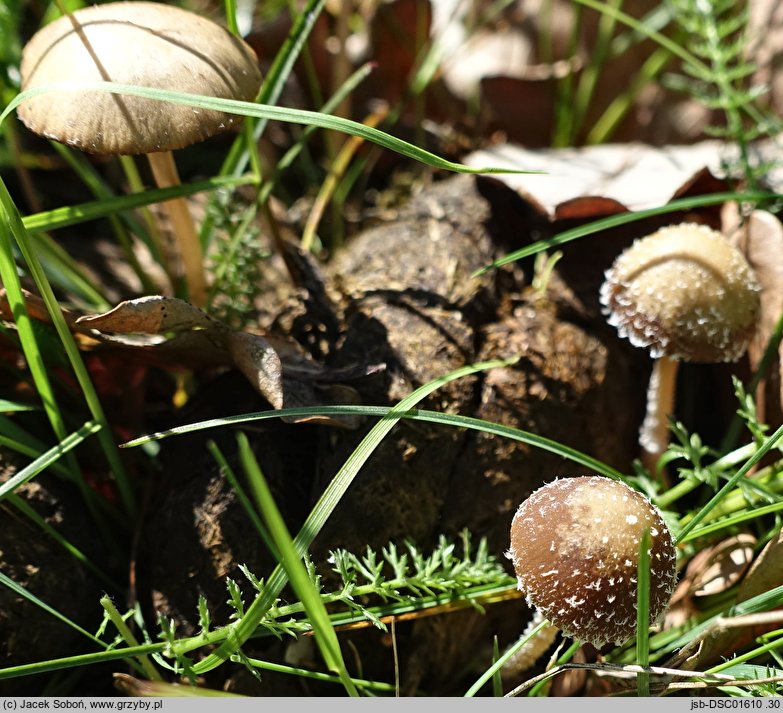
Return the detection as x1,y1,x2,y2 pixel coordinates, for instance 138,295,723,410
743,210,783,431
225,330,284,410
1,292,377,425
76,296,285,409
668,528,782,671
687,534,757,598
465,141,733,218
75,294,220,334
736,526,783,603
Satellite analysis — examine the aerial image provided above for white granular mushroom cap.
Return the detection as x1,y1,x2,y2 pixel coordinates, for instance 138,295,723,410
507,476,677,648
19,1,263,155
599,223,761,363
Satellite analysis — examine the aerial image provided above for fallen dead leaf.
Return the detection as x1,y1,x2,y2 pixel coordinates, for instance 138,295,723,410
667,528,783,671
0,290,381,425
687,534,757,598
71,296,283,410
464,140,734,217
743,210,783,431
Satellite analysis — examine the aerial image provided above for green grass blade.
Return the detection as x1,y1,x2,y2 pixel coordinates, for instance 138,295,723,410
100,595,162,681
234,655,395,693
48,142,158,293
21,230,110,309
473,190,780,275
256,61,376,205
22,175,254,233
0,418,71,479
206,440,274,553
5,492,120,591
122,404,623,480
0,207,77,474
178,358,518,673
3,83,537,177
236,433,359,696
0,572,105,647
0,419,101,501
0,643,165,682
571,0,709,73
0,400,39,412
217,0,327,179
0,176,137,517
681,500,783,542
464,616,552,697
676,420,783,544
636,528,651,697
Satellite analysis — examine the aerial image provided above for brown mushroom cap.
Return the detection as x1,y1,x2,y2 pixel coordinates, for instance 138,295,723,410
19,1,262,155
599,223,761,363
508,476,677,648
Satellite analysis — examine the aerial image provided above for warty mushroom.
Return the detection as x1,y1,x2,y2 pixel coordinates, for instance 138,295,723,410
506,475,677,653
599,222,761,473
18,1,263,307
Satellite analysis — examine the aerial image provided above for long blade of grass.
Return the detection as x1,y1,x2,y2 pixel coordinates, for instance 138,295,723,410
2,83,537,177
232,655,395,694
20,230,111,309
217,0,326,178
237,433,359,696
256,61,375,205
636,527,651,697
464,616,552,697
0,207,77,476
571,0,709,73
198,0,328,246
0,643,164,682
0,417,72,479
0,176,137,516
121,405,623,480
178,358,518,673
48,141,158,293
0,419,100,501
680,500,783,542
473,190,780,275
656,584,783,657
0,400,39,412
5,492,121,591
675,420,783,544
0,572,105,647
100,595,162,682
206,440,274,553
22,175,253,234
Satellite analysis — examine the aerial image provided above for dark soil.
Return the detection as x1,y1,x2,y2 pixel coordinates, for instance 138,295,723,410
133,174,652,694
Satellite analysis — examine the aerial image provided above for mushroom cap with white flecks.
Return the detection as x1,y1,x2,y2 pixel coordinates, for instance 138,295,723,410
507,476,677,648
599,223,761,363
19,1,262,155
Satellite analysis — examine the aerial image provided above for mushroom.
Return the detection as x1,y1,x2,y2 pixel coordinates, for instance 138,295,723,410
18,1,263,307
599,223,761,473
507,475,677,650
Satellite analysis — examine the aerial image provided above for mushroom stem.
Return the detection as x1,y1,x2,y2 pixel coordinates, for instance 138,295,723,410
147,150,207,307
501,611,560,679
639,355,679,476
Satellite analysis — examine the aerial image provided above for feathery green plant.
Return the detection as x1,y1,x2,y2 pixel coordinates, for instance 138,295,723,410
663,0,781,192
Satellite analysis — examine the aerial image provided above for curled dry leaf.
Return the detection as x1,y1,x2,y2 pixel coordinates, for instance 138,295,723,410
464,140,732,219
74,296,284,410
735,526,783,603
0,292,380,424
742,210,783,431
75,294,220,334
685,533,757,598
667,528,782,671
665,533,757,653
224,330,283,410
